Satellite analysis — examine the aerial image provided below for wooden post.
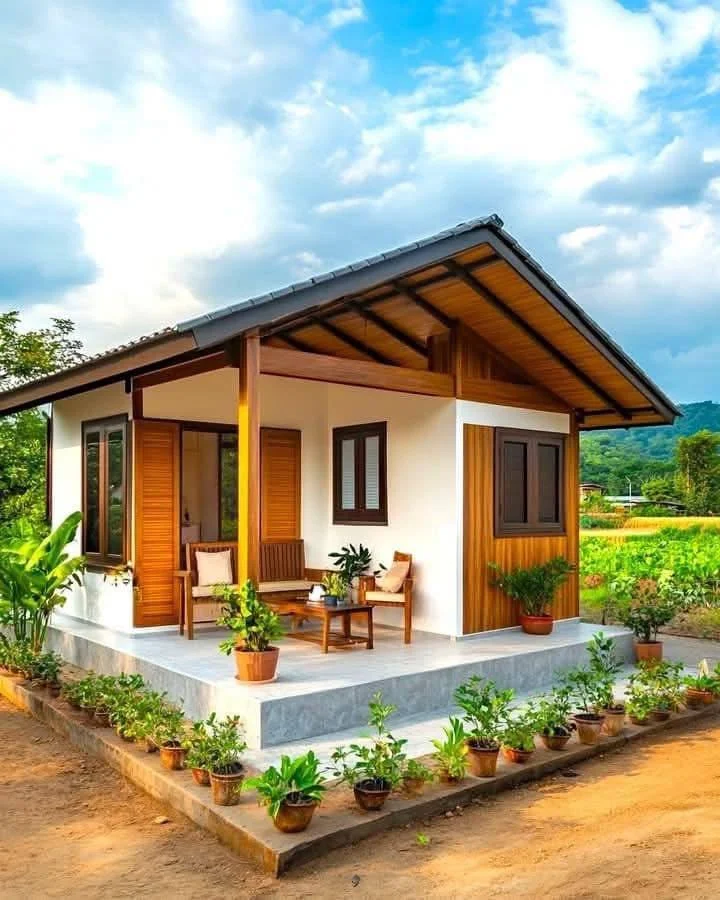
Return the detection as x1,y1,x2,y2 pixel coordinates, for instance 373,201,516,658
237,334,261,585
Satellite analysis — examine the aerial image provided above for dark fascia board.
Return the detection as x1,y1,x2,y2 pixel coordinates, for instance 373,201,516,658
484,230,681,424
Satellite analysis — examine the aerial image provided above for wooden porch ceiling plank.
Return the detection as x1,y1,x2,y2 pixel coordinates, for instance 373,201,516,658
259,345,454,397
391,280,456,330
310,316,397,366
444,260,632,420
346,300,428,358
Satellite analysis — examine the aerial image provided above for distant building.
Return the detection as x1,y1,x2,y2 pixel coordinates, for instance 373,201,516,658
604,495,685,512
580,482,604,501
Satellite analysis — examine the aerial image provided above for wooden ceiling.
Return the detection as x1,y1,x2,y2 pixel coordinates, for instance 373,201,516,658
261,243,670,429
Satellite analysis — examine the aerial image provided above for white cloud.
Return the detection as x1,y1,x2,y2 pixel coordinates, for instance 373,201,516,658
558,225,609,252
326,2,366,30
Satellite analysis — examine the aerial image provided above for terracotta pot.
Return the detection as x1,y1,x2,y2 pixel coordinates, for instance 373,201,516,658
354,779,392,811
94,708,111,728
519,614,553,636
541,732,572,751
502,746,535,764
651,709,671,723
402,777,427,798
139,737,158,753
81,704,96,721
437,771,463,785
234,647,279,683
466,742,500,777
685,688,714,709
159,743,187,771
630,715,650,726
635,640,663,664
191,767,210,786
574,714,605,745
48,682,62,698
210,767,245,806
601,708,626,737
273,798,317,833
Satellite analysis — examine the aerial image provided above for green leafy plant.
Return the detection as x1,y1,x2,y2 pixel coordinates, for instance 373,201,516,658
328,544,372,584
0,512,86,652
533,687,574,736
587,632,623,710
619,580,677,642
244,751,326,819
416,832,431,848
489,557,573,617
403,757,434,785
332,693,407,790
217,580,283,655
631,660,684,711
453,675,514,749
625,691,656,723
557,665,608,715
321,572,348,599
151,703,186,748
431,717,467,781
185,717,215,772
204,715,247,775
501,706,539,752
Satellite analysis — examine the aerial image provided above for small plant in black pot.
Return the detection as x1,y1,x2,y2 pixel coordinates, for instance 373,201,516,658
332,692,406,811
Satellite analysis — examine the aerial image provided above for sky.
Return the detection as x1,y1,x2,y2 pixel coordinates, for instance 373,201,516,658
1,0,720,403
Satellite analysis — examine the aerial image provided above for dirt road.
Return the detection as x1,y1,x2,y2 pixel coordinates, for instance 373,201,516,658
2,696,720,899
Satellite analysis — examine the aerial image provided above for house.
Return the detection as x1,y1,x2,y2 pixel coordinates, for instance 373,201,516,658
0,214,678,643
579,482,604,502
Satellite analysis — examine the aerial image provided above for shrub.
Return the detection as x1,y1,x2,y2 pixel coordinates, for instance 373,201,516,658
453,675,514,749
489,557,573,617
217,581,283,655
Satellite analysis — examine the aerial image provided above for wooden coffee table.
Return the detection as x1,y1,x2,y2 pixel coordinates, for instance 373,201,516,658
279,600,374,653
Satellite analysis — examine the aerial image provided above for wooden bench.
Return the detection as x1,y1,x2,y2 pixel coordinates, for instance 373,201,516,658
175,539,326,639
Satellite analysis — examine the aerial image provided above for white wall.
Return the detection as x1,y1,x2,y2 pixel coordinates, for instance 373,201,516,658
143,368,237,423
51,384,134,631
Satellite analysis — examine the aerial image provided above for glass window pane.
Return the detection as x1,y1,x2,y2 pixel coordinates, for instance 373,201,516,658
106,428,125,556
365,435,380,510
538,442,560,523
84,431,100,553
219,434,238,540
341,439,355,509
503,440,527,524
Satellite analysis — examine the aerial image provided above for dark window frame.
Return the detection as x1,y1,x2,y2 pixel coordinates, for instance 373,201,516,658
81,415,130,566
494,428,566,537
332,421,388,525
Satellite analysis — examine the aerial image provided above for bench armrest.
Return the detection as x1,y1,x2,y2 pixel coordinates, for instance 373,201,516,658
173,569,191,578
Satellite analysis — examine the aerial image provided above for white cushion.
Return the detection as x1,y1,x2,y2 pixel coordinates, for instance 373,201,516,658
376,559,410,593
365,590,405,603
196,550,233,587
258,580,316,594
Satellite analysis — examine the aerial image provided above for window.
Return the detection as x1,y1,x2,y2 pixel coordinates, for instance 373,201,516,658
494,428,565,536
333,422,387,525
82,417,128,564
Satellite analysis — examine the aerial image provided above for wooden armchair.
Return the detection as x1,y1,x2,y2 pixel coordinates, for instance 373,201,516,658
358,551,414,644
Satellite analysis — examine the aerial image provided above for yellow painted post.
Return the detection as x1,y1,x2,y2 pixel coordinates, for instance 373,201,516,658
236,334,260,585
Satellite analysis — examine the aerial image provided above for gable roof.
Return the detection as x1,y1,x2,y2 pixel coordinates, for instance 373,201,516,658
0,214,679,427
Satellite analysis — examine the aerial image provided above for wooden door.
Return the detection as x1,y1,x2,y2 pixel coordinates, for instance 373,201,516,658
134,420,181,626
260,428,301,541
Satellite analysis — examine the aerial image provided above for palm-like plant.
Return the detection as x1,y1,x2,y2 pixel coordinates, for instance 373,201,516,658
0,512,85,652
245,752,327,820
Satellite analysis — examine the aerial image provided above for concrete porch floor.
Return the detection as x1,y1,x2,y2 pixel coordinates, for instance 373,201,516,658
48,615,633,750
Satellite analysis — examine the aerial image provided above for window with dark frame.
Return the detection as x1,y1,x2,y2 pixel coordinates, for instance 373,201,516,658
333,422,388,525
82,417,128,564
494,428,565,537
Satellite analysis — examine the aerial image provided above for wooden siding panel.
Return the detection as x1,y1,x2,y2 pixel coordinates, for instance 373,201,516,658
261,428,301,541
463,423,579,634
134,419,180,627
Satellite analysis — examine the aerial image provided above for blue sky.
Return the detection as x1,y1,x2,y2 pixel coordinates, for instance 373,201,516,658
1,1,720,402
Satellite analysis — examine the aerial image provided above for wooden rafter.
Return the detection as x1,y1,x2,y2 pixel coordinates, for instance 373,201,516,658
444,260,631,420
273,333,318,354
347,300,428,357
391,280,455,330
311,317,396,366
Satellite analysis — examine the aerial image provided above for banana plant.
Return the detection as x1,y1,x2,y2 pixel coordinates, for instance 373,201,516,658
0,511,85,652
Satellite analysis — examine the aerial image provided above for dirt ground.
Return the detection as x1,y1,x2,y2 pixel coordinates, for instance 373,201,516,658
2,698,720,899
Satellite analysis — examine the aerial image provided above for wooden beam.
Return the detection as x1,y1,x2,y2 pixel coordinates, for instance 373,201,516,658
237,335,261,585
347,300,428,357
260,345,454,397
444,260,632,420
133,351,229,391
132,389,144,419
273,333,318,354
391,280,456,330
311,317,396,365
458,375,571,413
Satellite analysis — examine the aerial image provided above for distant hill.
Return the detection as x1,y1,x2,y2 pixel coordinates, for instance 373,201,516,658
580,401,720,493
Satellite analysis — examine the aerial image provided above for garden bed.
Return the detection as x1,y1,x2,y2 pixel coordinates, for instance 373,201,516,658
2,669,719,878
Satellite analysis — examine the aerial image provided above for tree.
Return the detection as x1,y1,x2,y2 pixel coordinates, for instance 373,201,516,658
0,313,84,533
675,430,720,515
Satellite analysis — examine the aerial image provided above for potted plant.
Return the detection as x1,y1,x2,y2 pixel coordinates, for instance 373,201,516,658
558,665,607,744
634,660,683,721
206,715,247,806
217,581,283,683
332,693,407,811
431,717,467,783
489,557,573,635
453,675,514,777
587,632,625,736
534,688,575,750
626,691,655,725
501,707,539,763
153,704,188,770
184,717,215,785
619,579,676,663
683,666,718,708
401,758,434,797
244,751,326,833
321,572,348,607
328,544,372,601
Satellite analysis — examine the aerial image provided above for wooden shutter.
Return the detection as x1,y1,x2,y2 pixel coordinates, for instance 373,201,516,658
260,428,301,541
134,420,180,626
